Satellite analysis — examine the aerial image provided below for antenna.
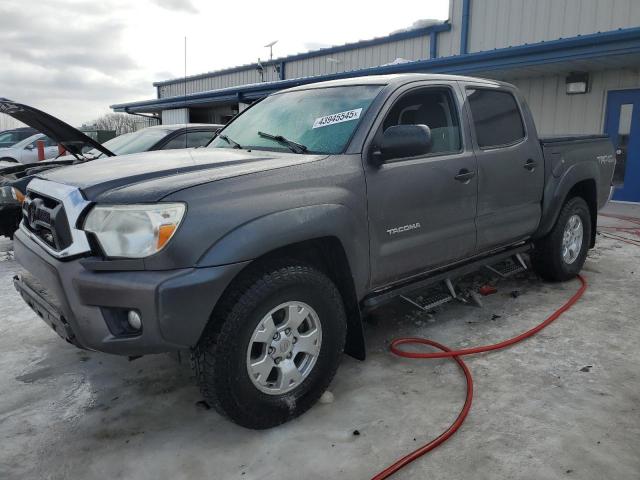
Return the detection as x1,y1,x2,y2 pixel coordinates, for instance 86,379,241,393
264,40,278,60
184,36,188,148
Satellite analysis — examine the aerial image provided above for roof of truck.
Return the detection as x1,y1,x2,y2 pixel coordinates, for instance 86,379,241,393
280,73,506,93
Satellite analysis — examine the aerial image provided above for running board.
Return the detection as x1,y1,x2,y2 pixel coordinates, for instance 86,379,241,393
362,245,531,313
484,253,528,278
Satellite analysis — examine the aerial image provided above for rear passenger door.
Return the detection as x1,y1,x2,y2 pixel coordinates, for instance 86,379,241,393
364,83,478,287
463,84,544,252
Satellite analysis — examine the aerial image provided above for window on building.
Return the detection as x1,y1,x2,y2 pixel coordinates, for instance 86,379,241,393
467,89,525,148
382,87,461,155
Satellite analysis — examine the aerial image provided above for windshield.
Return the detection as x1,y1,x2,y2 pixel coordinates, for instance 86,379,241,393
9,134,44,150
0,131,25,147
86,128,171,157
209,85,383,154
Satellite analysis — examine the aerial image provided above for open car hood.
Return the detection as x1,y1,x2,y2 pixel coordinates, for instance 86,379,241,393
0,98,115,158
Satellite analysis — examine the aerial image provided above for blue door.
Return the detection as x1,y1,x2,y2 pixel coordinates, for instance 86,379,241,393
605,89,640,202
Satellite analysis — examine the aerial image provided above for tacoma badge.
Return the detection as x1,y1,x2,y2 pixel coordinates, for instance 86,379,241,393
386,222,421,235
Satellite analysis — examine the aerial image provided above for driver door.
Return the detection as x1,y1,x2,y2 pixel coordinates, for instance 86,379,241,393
364,83,478,288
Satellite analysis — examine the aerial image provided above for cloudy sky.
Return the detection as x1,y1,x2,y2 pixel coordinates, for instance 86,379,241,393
0,0,449,126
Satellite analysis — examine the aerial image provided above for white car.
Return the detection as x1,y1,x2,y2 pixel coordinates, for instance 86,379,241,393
0,133,60,165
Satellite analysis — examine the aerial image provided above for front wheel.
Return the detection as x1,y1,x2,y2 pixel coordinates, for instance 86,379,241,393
191,262,347,429
532,197,591,281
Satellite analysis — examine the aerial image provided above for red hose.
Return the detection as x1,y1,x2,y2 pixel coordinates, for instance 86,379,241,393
372,274,587,480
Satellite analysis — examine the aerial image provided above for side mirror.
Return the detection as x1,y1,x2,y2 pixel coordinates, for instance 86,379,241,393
24,144,34,150
370,125,432,166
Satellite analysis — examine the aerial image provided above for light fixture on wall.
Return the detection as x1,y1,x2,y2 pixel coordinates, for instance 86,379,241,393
566,72,590,94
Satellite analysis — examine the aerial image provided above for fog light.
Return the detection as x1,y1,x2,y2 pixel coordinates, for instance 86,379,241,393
127,310,142,330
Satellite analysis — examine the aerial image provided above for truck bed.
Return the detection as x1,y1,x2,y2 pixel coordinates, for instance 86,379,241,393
539,133,616,211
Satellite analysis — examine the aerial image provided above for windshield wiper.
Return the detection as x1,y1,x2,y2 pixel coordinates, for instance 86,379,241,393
257,131,308,153
218,134,242,149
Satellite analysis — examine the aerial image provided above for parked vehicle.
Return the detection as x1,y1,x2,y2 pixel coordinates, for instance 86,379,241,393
0,127,38,148
0,133,61,164
0,98,221,238
12,74,615,429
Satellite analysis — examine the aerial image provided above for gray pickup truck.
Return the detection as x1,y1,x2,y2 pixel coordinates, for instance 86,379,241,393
12,74,615,429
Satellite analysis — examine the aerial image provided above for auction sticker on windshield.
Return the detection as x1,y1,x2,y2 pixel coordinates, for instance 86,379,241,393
313,108,363,129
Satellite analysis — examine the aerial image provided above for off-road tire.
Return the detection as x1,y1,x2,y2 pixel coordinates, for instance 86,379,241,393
191,261,347,429
532,196,591,281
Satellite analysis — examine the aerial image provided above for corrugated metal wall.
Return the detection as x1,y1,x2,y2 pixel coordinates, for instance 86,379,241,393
285,35,431,79
437,0,462,57
161,108,189,125
507,68,640,135
159,66,281,98
157,34,434,99
469,0,640,53
0,113,25,131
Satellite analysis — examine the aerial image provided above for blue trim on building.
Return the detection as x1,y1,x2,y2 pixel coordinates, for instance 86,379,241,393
460,0,471,54
152,23,451,87
114,27,640,113
279,61,286,80
430,30,438,59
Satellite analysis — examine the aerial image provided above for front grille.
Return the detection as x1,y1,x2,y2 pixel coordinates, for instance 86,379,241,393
22,193,73,251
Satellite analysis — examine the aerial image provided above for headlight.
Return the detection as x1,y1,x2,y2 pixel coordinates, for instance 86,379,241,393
11,187,25,203
83,203,186,258
0,186,22,204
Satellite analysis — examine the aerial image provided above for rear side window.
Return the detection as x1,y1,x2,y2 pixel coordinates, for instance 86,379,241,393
467,89,525,148
43,136,58,147
161,130,216,150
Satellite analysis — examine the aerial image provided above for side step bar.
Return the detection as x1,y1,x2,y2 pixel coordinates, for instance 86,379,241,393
361,244,532,313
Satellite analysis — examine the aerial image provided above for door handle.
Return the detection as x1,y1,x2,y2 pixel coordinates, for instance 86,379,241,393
454,169,476,183
524,159,537,171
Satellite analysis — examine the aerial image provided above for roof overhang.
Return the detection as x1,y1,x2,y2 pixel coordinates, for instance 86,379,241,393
112,26,640,114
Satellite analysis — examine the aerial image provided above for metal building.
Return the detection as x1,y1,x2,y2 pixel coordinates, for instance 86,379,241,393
112,0,640,202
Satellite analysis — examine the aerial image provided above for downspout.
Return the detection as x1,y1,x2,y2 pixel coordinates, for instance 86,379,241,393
430,30,438,59
460,0,471,55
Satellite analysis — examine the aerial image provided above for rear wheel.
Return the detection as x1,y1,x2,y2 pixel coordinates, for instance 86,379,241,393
191,262,347,429
532,197,591,281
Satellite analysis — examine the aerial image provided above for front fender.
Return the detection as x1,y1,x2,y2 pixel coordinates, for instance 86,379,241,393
197,204,369,298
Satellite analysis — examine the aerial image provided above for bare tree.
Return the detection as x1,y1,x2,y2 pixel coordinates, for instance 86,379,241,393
85,113,159,136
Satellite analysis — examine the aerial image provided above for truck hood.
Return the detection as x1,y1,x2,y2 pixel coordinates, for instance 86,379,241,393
0,157,76,177
0,98,115,158
39,148,327,201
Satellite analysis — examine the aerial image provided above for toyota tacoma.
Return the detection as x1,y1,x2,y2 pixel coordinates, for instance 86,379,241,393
12,74,616,429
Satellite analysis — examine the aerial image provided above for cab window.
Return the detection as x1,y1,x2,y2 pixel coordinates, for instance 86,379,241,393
382,87,461,155
466,88,525,148
161,130,217,150
42,136,58,147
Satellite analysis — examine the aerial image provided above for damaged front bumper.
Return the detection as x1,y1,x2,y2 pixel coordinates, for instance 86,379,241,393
13,229,249,356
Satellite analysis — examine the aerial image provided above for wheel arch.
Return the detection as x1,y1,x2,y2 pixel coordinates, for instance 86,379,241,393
536,162,599,247
198,215,368,360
